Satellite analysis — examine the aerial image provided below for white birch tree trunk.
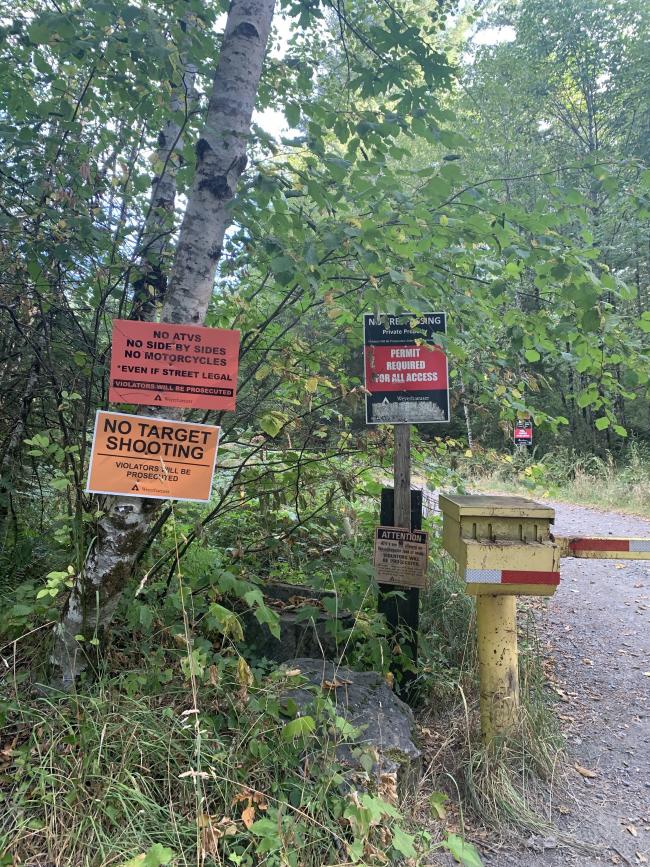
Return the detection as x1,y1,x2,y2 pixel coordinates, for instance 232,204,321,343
53,0,276,685
132,27,198,321
459,376,474,451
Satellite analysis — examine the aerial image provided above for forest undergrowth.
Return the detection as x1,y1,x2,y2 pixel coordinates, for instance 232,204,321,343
0,493,566,867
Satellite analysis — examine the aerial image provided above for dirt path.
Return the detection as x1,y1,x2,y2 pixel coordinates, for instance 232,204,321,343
484,501,650,867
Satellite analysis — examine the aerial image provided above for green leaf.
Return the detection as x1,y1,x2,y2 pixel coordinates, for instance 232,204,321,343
248,817,279,838
524,349,540,362
391,826,417,858
270,255,295,284
594,416,610,431
285,103,300,127
259,412,284,438
208,603,244,641
576,388,598,409
281,716,316,740
347,838,364,862
428,791,448,819
333,715,360,739
118,844,174,867
442,833,483,866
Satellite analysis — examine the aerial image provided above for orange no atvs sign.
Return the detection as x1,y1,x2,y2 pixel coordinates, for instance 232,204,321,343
109,319,240,411
86,411,220,502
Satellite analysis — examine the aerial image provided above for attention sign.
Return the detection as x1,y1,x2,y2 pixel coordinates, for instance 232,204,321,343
364,313,449,424
109,319,240,411
86,411,220,502
373,526,429,588
514,420,533,446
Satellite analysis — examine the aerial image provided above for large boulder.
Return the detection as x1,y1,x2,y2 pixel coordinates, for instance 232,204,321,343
281,658,422,799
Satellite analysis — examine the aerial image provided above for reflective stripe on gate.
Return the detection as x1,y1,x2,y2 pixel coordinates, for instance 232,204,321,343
465,568,561,585
566,537,650,558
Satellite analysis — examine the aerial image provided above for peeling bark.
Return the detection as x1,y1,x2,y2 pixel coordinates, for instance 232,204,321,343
53,0,277,685
162,0,275,325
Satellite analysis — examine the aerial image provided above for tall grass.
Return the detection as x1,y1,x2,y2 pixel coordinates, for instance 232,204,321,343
0,675,357,866
467,442,650,516
415,563,565,840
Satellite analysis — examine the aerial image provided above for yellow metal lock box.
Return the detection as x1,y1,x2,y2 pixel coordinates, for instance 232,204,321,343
439,494,560,596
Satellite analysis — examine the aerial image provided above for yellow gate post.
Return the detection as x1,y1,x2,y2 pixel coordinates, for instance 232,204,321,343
439,494,560,743
439,495,650,743
476,594,519,740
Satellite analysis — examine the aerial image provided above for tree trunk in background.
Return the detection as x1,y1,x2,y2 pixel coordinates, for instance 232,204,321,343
0,351,41,544
53,0,276,686
132,24,198,321
459,376,474,450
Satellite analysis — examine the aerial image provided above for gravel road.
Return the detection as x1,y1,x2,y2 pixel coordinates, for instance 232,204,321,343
483,501,650,867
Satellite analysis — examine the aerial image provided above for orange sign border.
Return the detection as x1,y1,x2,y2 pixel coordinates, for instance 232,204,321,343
86,410,220,503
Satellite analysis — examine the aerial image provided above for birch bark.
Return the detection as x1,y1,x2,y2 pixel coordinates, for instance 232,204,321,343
132,26,198,321
53,0,276,685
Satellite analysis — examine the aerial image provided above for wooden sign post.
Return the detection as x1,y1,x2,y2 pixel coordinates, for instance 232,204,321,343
393,424,411,531
365,312,450,702
377,424,422,699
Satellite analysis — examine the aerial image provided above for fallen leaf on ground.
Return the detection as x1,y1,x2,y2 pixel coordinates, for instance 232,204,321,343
323,677,352,689
241,805,255,828
574,763,598,779
198,814,237,855
626,824,638,837
284,668,302,677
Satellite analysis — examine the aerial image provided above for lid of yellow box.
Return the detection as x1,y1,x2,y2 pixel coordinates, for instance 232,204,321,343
439,493,555,520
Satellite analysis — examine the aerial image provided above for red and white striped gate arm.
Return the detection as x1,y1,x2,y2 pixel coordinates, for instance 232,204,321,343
558,537,650,560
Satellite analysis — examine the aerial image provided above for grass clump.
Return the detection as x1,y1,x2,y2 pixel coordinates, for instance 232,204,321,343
1,663,434,867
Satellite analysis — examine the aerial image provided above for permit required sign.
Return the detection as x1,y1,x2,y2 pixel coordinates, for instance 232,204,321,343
514,419,533,446
86,411,220,502
364,312,449,424
109,319,240,411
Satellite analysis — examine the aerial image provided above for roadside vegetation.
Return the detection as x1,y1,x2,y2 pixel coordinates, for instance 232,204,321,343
465,443,650,518
1,0,648,862
1,446,565,865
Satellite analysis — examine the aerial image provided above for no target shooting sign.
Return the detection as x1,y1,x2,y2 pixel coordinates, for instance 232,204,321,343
364,312,449,425
86,411,220,502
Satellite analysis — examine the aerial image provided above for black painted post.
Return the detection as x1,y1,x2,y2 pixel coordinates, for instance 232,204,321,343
378,487,423,700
